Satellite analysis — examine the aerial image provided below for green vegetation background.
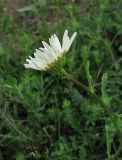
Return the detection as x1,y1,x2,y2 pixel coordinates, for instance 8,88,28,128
0,0,122,159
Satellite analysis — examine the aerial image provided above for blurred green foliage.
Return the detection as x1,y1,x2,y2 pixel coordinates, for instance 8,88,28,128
0,0,122,159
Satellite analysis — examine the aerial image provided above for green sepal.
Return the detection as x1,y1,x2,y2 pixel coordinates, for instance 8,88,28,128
45,52,66,74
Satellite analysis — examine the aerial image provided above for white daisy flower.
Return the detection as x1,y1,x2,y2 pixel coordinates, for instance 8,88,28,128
24,29,77,71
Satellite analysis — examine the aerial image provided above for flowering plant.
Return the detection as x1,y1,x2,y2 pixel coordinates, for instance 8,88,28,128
24,30,122,160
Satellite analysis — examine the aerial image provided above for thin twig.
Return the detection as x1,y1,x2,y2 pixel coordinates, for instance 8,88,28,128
112,146,122,160
0,111,33,141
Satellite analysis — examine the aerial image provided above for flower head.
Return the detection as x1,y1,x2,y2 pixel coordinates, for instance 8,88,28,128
24,30,77,71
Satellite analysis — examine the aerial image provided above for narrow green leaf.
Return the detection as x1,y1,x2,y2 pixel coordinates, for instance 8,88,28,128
81,45,89,62
101,73,110,105
85,60,94,93
17,5,36,13
105,125,112,160
112,113,122,133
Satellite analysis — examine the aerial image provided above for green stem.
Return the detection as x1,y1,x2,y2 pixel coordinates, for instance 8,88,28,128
112,146,122,160
61,68,122,159
61,68,111,114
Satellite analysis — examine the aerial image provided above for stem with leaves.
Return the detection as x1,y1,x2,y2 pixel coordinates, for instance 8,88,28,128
61,68,122,160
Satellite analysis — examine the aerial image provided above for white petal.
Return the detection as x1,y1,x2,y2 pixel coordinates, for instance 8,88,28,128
34,49,45,59
62,31,77,52
24,64,41,70
43,48,54,62
62,29,68,45
49,41,58,56
26,59,33,64
62,29,70,52
68,32,77,51
39,47,44,52
34,58,47,69
49,35,62,55
28,56,46,70
37,48,51,63
53,34,62,52
42,41,57,59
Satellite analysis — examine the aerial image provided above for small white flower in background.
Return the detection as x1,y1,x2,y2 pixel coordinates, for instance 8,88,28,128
24,30,77,71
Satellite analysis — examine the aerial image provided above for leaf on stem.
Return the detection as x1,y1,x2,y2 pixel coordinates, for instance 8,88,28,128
105,125,113,160
101,73,110,105
85,60,94,93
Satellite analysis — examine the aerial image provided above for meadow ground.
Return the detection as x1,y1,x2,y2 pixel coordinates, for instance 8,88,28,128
0,0,122,159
